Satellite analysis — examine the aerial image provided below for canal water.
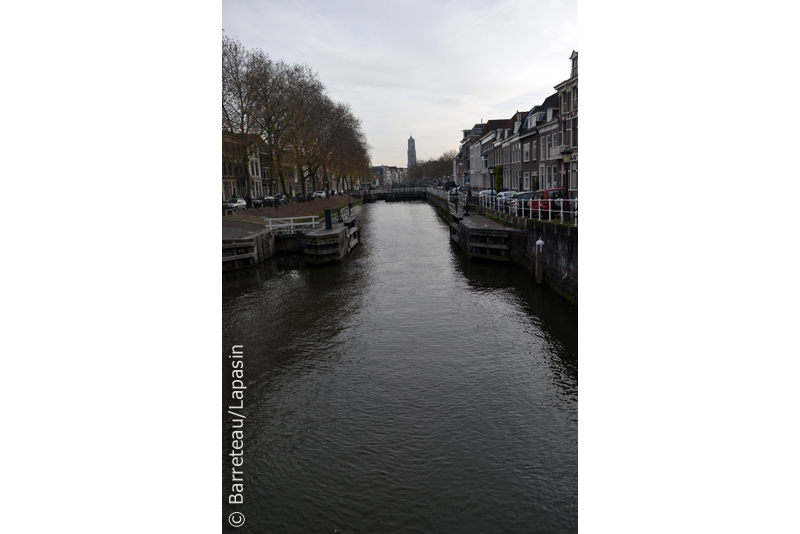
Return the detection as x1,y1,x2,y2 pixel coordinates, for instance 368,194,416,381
222,200,578,533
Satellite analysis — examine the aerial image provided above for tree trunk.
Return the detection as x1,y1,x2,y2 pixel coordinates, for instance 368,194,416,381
245,159,253,201
276,151,290,200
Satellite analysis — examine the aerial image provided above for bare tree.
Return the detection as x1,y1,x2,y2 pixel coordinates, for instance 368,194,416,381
223,34,371,201
248,50,291,197
282,63,325,197
222,34,262,201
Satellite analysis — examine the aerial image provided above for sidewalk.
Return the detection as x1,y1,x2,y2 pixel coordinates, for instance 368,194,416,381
222,195,361,238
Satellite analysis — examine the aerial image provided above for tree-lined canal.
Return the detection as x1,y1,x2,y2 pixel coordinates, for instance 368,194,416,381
222,200,578,533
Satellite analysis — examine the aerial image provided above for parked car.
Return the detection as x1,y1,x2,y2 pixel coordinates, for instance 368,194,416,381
528,188,569,217
315,190,327,198
508,191,536,213
223,197,247,211
495,191,515,210
273,194,288,205
456,185,471,196
478,189,497,198
443,180,457,191
252,195,268,207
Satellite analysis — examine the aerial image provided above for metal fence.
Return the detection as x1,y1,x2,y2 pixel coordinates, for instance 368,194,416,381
262,204,361,233
262,216,320,232
478,194,578,225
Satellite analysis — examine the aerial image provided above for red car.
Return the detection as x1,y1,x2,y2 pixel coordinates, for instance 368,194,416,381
528,188,569,217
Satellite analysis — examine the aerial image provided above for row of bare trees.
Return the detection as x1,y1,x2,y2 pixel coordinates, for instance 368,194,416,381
223,34,372,200
407,149,458,184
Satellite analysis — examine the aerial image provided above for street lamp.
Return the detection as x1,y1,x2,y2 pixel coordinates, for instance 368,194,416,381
560,148,573,190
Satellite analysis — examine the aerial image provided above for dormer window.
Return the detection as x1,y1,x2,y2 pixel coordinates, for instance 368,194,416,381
547,109,553,121
571,53,578,77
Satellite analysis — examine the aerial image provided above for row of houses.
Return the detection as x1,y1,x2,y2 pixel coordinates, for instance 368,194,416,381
222,132,354,200
371,165,408,187
453,51,578,199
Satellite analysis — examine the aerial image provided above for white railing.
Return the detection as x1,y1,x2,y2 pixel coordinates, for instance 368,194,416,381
478,194,507,212
338,204,361,220
263,216,320,231
478,195,578,226
427,187,447,200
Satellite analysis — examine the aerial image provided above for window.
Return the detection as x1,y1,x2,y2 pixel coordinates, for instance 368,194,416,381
570,161,578,190
523,143,530,162
546,166,550,188
565,121,570,148
572,118,578,147
532,140,537,161
573,87,577,110
572,56,578,77
552,165,559,187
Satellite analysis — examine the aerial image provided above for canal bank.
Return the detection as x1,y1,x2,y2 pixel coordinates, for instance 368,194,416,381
426,191,578,306
222,199,363,271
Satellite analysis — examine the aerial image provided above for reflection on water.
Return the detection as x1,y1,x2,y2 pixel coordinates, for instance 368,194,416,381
223,201,577,533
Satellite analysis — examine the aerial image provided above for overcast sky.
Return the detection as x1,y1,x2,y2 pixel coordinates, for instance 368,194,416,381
222,0,577,168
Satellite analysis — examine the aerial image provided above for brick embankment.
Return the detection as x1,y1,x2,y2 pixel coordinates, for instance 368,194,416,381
222,196,362,239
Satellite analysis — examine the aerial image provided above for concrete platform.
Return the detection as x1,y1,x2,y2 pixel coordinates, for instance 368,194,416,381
460,214,511,230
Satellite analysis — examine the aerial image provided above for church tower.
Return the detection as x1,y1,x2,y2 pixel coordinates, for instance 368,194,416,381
407,136,416,168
